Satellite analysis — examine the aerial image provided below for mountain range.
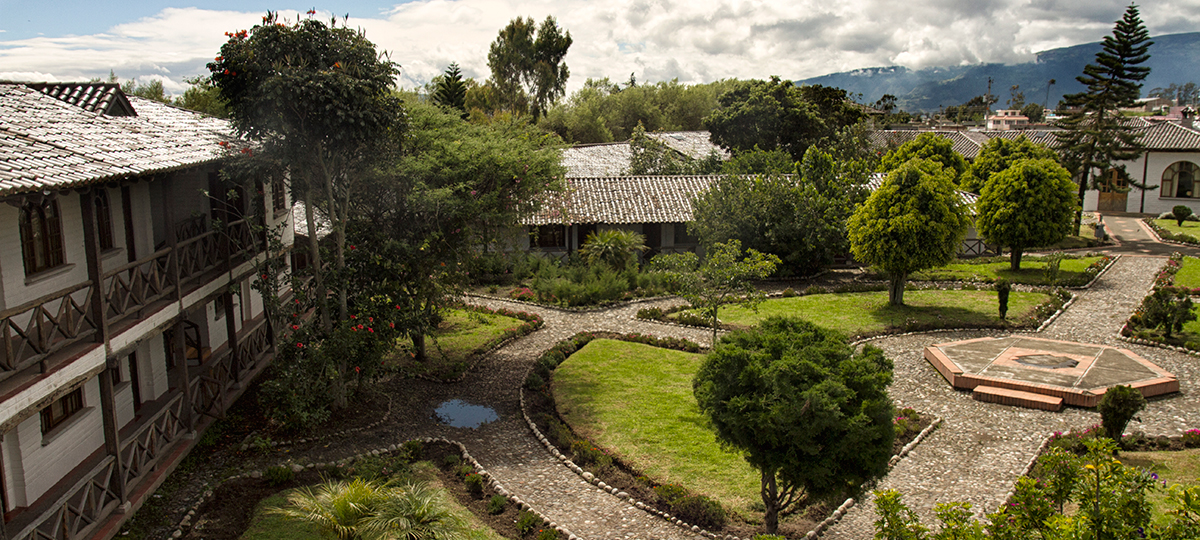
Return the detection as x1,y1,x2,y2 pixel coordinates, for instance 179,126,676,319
798,32,1200,114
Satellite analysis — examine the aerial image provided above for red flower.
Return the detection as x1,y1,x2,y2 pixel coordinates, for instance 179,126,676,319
291,324,299,330
368,328,374,333
306,8,316,15
389,322,394,328
296,343,304,348
354,366,361,374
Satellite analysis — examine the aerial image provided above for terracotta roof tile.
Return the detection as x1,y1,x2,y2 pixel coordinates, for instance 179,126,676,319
523,176,714,225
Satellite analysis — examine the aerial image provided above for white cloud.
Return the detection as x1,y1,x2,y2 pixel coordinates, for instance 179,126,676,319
0,0,1190,96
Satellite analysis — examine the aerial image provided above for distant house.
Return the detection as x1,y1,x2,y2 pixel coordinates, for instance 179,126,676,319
986,110,1030,130
0,82,292,540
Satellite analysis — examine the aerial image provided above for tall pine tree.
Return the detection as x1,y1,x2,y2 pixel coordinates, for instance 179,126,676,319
1056,4,1152,230
432,63,468,117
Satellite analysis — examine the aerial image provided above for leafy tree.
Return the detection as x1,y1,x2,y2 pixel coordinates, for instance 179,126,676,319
578,229,647,270
976,158,1077,270
626,123,722,175
691,148,866,275
694,317,894,534
486,16,572,119
943,94,996,123
1148,82,1199,106
1021,102,1045,124
209,11,404,335
121,78,169,104
878,133,969,186
1055,3,1153,233
719,147,795,175
344,97,564,361
651,240,779,343
848,158,969,305
175,76,229,118
703,77,824,161
1007,84,1025,110
538,78,738,144
963,135,1060,193
431,63,468,116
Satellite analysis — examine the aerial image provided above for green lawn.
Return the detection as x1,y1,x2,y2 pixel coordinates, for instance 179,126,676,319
908,256,1105,286
392,309,524,378
1174,257,1200,289
1119,448,1200,527
1153,218,1200,240
552,339,761,512
240,462,506,540
696,290,1051,337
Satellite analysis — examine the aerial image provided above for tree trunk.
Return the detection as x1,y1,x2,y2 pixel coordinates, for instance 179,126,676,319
1010,247,1024,271
762,468,780,535
888,273,907,306
304,185,332,333
413,332,427,362
709,305,719,347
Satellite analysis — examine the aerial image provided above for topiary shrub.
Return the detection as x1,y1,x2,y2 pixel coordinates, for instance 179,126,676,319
1173,205,1193,227
488,494,508,514
265,465,295,486
1098,385,1147,443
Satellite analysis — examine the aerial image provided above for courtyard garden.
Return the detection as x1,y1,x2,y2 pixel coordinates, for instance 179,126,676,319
389,305,542,380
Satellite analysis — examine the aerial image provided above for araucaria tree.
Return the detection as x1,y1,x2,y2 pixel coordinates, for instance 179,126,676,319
487,16,572,119
1056,3,1153,231
432,63,468,116
848,159,969,305
694,317,895,534
976,159,1078,270
209,11,404,332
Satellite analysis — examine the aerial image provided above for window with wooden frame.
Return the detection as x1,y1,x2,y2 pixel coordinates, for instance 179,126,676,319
272,177,287,213
1162,161,1199,199
94,189,115,250
1098,169,1128,193
19,198,65,275
40,388,83,435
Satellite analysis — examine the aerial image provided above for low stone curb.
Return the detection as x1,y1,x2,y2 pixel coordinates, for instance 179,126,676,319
174,437,578,540
1119,334,1200,357
239,394,395,450
806,418,942,538
464,292,677,314
1142,218,1200,248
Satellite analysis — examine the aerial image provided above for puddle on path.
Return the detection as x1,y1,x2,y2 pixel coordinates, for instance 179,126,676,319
433,399,499,428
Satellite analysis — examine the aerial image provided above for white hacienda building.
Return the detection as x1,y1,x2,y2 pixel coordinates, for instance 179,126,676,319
0,82,291,540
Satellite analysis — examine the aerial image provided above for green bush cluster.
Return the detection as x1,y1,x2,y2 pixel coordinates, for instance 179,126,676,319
536,528,559,540
264,465,294,486
893,408,923,439
487,494,508,515
781,287,797,297
492,254,672,307
464,472,484,496
570,440,614,470
637,307,664,320
515,510,543,536
651,483,727,529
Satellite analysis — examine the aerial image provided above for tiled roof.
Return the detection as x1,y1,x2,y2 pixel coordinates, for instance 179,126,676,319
645,131,728,160
1132,121,1200,151
559,131,726,177
0,83,232,197
869,130,990,159
522,176,714,225
23,82,136,116
984,129,1063,149
561,143,632,177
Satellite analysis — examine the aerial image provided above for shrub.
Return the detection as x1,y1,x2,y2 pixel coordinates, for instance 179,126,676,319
457,464,474,479
1098,385,1147,441
1138,287,1196,338
653,483,689,504
399,440,423,462
541,350,566,368
544,416,576,449
995,278,1012,320
536,528,558,540
637,307,664,320
351,455,407,480
265,465,295,486
1043,251,1064,285
553,340,578,356
672,495,727,529
525,371,546,391
1173,205,1193,226
781,287,797,298
488,494,508,514
803,285,828,295
516,511,542,536
442,454,462,469
509,287,536,302
674,311,711,328
1184,429,1200,448
570,440,613,469
464,472,484,496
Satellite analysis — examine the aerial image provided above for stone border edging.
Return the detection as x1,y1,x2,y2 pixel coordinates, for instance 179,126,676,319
1117,254,1200,357
239,394,395,450
464,292,677,314
174,437,579,540
805,417,942,539
410,315,544,384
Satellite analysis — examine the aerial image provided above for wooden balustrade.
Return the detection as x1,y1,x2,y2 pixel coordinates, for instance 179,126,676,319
0,282,98,380
235,318,271,375
101,248,173,325
118,394,186,488
10,457,121,540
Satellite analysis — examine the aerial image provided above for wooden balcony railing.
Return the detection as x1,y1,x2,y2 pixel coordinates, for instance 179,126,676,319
102,248,172,326
9,457,121,540
188,317,270,420
0,282,98,377
118,393,186,489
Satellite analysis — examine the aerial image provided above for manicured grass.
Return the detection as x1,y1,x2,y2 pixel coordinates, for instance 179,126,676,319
240,462,505,540
391,309,525,377
552,339,761,512
909,256,1105,285
704,290,1051,337
1119,448,1200,526
1153,218,1200,239
1174,256,1200,289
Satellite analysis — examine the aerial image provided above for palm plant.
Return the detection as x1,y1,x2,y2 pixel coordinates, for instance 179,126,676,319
274,477,387,540
274,478,470,540
361,481,468,540
578,229,648,270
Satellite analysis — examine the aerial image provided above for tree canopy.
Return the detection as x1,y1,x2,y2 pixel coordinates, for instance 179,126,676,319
486,16,572,119
626,123,722,175
539,78,739,144
651,240,779,343
976,158,1078,270
878,133,969,186
703,77,829,161
1056,3,1153,229
963,134,1059,193
694,317,894,534
848,158,969,305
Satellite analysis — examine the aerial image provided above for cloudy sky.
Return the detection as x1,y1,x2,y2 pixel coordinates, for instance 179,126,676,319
1,0,1196,96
